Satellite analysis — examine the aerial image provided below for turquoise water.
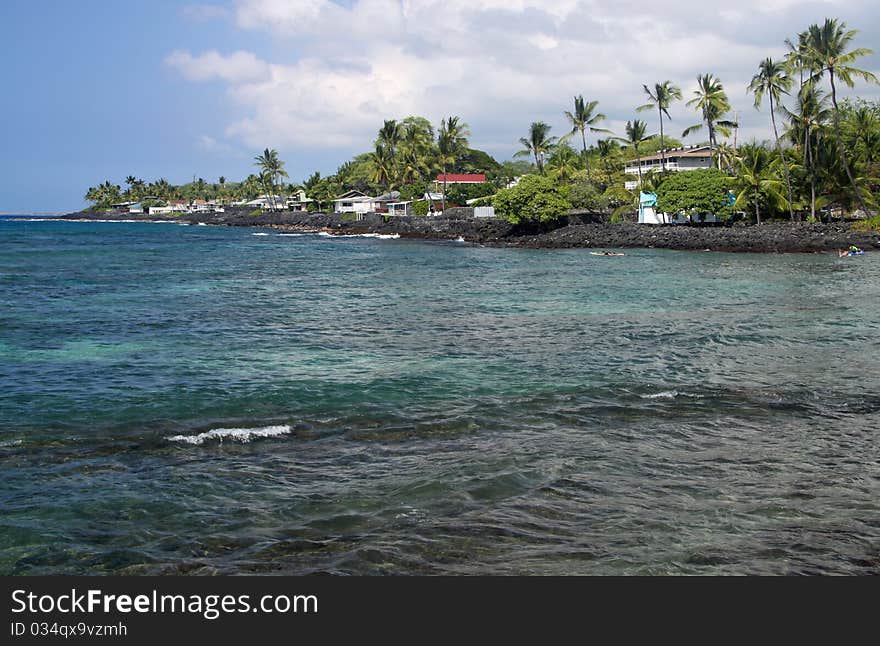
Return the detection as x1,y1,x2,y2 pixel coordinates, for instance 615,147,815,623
1,217,878,574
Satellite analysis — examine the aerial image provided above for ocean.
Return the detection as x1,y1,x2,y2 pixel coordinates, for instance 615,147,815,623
1,216,878,574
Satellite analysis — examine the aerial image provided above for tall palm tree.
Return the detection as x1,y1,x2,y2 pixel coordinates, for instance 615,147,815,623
546,141,581,183
782,83,831,221
616,120,655,185
515,122,557,174
595,138,621,181
437,116,470,211
749,58,795,220
400,120,434,184
637,81,683,172
733,144,788,225
563,96,610,181
682,74,738,168
805,18,878,216
368,143,395,190
254,148,288,210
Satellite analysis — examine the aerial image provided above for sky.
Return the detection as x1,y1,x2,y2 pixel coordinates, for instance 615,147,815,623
1,0,878,212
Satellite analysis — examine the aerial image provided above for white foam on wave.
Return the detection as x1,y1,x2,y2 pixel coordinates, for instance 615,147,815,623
251,232,271,236
197,222,208,226
641,391,679,400
640,390,704,400
166,424,291,445
455,236,466,243
319,232,400,239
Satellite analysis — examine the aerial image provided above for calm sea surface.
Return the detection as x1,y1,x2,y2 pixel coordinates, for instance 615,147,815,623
1,216,878,574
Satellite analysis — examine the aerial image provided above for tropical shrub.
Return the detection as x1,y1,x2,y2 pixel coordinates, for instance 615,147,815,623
568,180,610,212
656,168,734,220
492,174,571,224
413,200,430,216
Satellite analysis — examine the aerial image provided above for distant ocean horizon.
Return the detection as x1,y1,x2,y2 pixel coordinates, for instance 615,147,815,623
1,218,878,575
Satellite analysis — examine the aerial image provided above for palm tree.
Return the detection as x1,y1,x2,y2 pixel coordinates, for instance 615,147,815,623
616,120,655,185
437,116,470,212
399,120,434,184
546,141,582,183
254,148,288,210
368,143,395,190
805,18,878,216
733,144,788,224
596,139,621,181
563,96,610,181
782,83,831,221
515,122,557,174
749,58,795,220
637,81,683,172
682,74,738,168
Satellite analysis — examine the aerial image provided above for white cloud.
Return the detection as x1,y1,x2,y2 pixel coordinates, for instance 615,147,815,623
168,0,880,167
165,49,271,83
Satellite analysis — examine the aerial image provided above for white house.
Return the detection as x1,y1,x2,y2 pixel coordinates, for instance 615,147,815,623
388,201,414,217
333,190,375,214
244,196,285,211
625,145,715,190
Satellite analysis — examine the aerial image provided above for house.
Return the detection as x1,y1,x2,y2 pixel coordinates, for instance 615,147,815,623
244,196,285,211
168,200,189,213
286,189,313,212
422,192,445,214
372,191,401,214
435,173,487,186
388,201,414,217
333,190,375,215
624,145,715,190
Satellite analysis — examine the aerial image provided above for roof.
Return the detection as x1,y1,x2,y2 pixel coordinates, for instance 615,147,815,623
436,174,487,183
424,192,445,201
335,190,371,200
633,145,714,164
374,191,401,202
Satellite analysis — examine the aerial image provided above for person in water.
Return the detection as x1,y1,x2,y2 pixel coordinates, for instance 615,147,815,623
839,246,863,257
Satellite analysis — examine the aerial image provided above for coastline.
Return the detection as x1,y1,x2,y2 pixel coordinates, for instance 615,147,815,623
58,209,880,253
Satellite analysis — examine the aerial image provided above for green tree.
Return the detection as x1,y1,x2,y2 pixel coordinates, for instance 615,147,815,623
749,57,796,220
546,141,582,184
437,116,470,211
637,81,683,172
563,96,609,181
515,122,557,174
655,168,733,220
682,74,738,167
616,120,655,184
254,148,288,210
732,144,788,224
492,174,571,224
804,18,878,215
782,83,831,220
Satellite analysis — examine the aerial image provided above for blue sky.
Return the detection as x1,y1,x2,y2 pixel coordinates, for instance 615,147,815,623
1,0,877,212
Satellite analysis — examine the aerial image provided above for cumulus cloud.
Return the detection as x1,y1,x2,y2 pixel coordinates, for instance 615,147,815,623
170,0,880,164
165,49,271,83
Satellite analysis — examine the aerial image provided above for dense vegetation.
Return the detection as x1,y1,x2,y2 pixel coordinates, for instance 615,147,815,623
85,18,878,227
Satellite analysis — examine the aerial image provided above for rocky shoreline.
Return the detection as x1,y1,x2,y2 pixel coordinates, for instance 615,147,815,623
61,208,879,253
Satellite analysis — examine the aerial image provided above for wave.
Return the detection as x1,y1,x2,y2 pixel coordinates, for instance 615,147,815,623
166,425,291,445
318,231,400,239
251,232,271,236
639,390,705,400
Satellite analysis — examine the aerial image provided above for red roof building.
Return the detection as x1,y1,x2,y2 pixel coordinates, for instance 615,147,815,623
435,173,487,184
